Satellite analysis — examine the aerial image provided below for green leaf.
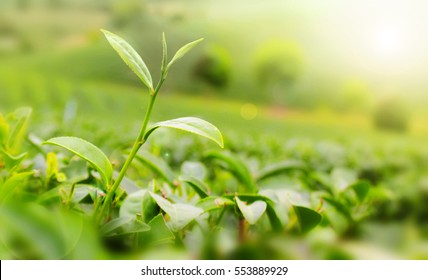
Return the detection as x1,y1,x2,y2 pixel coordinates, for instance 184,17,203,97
101,29,153,91
142,191,160,223
293,205,322,233
166,38,203,71
161,32,168,76
223,194,283,230
181,161,207,180
196,196,234,212
0,171,34,203
6,107,32,154
0,149,26,170
331,168,357,192
350,180,371,202
235,197,267,225
43,136,113,185
100,216,150,237
0,113,9,147
204,151,257,193
323,196,353,222
135,151,175,186
119,190,146,218
0,203,83,259
138,214,175,246
181,176,210,198
100,216,133,236
71,184,99,203
255,160,307,182
145,117,224,148
149,192,203,231
63,159,89,184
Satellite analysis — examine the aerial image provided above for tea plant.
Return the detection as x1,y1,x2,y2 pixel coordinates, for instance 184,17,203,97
2,30,399,260
38,30,326,252
44,30,223,223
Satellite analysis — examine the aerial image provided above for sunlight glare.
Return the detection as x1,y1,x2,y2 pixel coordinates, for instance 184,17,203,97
373,26,405,57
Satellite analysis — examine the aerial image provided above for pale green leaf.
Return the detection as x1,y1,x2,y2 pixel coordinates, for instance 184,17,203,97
167,38,203,71
222,194,283,230
196,196,234,213
100,216,150,237
145,117,223,148
149,192,203,231
120,190,147,218
0,171,34,203
138,214,175,246
161,32,168,75
100,216,133,236
235,197,267,225
43,136,112,185
101,29,153,91
7,107,32,154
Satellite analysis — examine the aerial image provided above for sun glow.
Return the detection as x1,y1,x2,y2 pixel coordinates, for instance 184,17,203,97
371,25,409,61
373,27,405,57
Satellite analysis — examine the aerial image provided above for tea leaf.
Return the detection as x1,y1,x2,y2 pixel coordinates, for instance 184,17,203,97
224,194,282,231
101,29,153,91
0,149,26,170
7,107,32,154
100,216,150,237
293,205,322,233
204,151,257,193
149,192,203,231
331,168,357,192
167,38,203,71
43,137,113,185
0,171,34,203
255,160,307,182
350,180,371,202
0,203,82,259
161,33,168,76
135,151,175,186
100,216,133,236
0,113,9,147
120,190,146,218
196,196,234,212
138,214,175,246
141,192,159,223
181,176,210,198
145,117,224,148
235,197,267,225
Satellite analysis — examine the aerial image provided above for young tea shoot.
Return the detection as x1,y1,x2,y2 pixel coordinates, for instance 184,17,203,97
44,30,224,224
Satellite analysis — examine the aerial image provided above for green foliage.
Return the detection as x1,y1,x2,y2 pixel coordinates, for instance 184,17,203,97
101,29,153,91
166,38,204,75
254,40,303,94
193,44,231,89
43,136,113,186
1,27,426,260
145,117,224,148
235,196,267,225
373,97,410,132
293,206,322,234
149,192,203,232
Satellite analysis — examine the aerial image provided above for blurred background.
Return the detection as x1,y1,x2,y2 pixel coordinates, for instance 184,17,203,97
1,0,428,259
1,0,428,135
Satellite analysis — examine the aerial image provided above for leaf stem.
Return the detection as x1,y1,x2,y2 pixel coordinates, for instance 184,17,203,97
96,78,165,224
238,218,247,243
